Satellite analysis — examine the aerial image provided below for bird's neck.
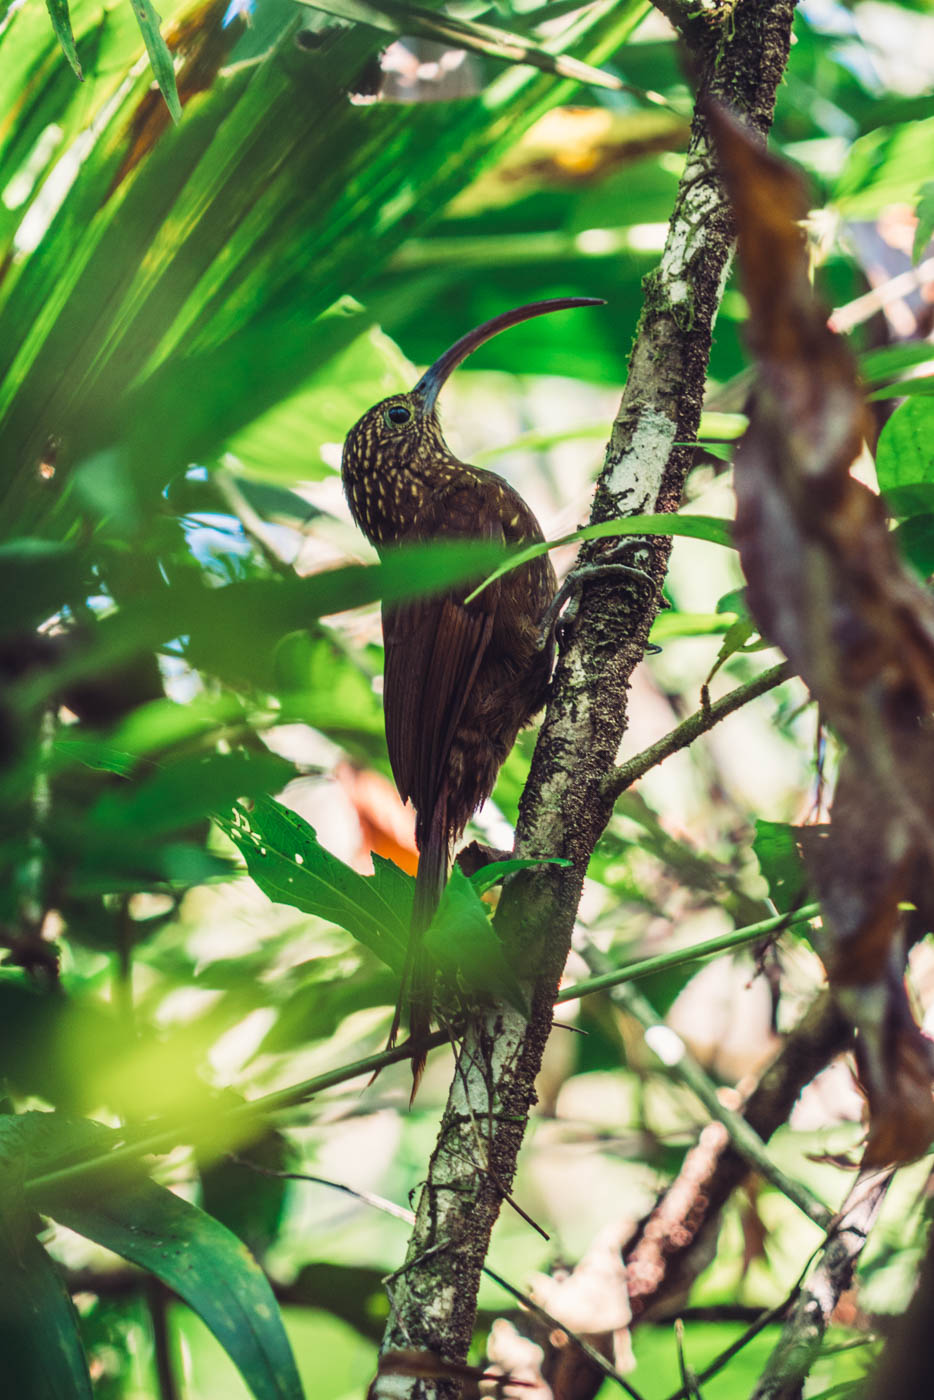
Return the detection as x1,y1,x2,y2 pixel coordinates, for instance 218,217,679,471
345,448,477,549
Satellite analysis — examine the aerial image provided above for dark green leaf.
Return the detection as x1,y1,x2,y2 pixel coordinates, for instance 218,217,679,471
0,540,86,637
216,797,410,969
424,865,527,1012
867,375,934,401
859,341,934,387
0,1194,92,1399
127,0,182,122
89,751,293,836
44,0,83,78
3,1113,303,1400
752,820,812,916
893,514,934,580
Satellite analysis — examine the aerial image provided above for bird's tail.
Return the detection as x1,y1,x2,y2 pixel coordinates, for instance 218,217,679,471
388,792,449,1098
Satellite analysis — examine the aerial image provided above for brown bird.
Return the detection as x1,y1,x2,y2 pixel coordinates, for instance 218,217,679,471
342,298,603,1087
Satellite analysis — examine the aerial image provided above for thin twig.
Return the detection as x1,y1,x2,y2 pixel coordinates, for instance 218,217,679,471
556,903,820,1005
602,662,793,802
591,965,833,1228
748,1170,892,1400
24,905,821,1200
232,1156,647,1400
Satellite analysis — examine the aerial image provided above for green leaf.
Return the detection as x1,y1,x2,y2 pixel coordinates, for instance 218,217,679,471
875,399,934,503
0,540,86,636
649,611,732,642
867,375,934,401
5,1112,303,1400
893,514,934,580
219,320,412,483
468,856,570,895
424,865,527,1012
89,751,294,836
834,115,934,217
465,513,734,602
913,178,934,265
752,820,811,916
216,797,410,969
127,0,182,122
295,0,624,91
44,0,83,79
859,341,934,387
0,1195,93,1399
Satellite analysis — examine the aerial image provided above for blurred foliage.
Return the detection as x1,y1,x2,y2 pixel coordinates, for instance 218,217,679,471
1,0,934,1394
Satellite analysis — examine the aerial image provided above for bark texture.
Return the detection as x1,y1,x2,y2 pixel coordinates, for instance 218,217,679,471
374,4,801,1393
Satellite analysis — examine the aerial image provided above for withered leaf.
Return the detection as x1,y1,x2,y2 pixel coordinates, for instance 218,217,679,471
711,104,934,1167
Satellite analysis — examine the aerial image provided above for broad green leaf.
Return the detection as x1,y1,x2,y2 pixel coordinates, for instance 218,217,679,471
859,341,934,386
752,819,812,916
465,512,734,602
649,610,732,642
893,514,934,580
0,539,87,635
0,1193,93,1399
9,1111,304,1400
424,864,527,1012
468,855,570,895
220,321,412,483
867,376,934,401
89,751,293,835
216,797,410,968
44,0,83,77
127,0,182,122
834,115,934,217
875,398,934,501
913,178,934,265
296,0,624,91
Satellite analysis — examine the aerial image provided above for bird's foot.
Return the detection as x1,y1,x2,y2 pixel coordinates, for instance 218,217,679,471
537,540,660,651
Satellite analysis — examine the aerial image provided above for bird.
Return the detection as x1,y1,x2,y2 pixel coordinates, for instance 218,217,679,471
341,297,603,1089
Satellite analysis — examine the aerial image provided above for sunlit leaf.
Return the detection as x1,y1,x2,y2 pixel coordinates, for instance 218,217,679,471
44,0,83,78
295,0,624,91
216,797,410,968
127,0,182,122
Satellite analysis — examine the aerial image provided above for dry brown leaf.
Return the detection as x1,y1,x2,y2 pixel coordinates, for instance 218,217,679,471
710,104,934,1166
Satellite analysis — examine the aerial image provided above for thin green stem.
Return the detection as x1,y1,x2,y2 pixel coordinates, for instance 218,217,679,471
556,903,820,1004
25,904,821,1199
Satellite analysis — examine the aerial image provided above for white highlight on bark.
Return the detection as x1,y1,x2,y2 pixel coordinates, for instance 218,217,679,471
605,407,677,508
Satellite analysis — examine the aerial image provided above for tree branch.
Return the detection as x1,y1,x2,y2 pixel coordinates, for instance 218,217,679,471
749,1170,891,1400
374,5,801,1392
602,660,794,802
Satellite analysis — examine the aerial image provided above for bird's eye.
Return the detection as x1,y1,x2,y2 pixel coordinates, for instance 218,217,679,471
385,405,411,426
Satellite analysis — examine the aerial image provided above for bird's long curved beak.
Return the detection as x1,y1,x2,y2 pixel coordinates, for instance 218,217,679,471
411,297,605,413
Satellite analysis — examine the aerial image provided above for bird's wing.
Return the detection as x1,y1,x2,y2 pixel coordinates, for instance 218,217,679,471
382,483,502,827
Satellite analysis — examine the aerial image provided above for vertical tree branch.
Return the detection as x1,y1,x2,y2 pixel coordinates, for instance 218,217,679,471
373,4,800,1392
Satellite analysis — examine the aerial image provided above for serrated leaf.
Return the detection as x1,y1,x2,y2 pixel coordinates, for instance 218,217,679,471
127,0,182,122
44,0,83,79
468,855,570,895
217,797,409,969
424,865,527,1013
